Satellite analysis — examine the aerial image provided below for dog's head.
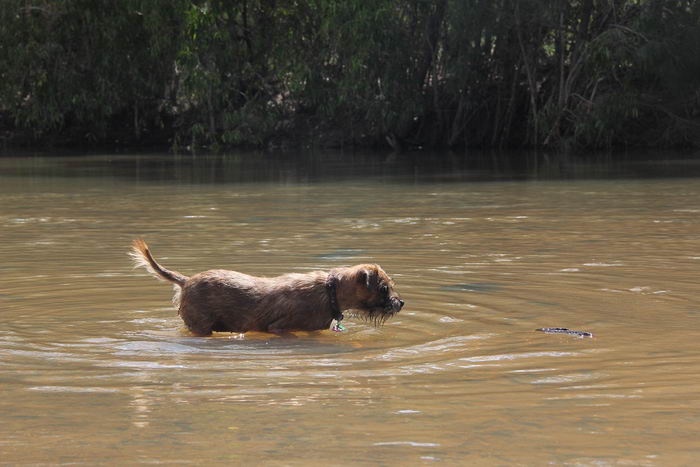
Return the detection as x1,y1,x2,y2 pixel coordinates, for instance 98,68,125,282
344,264,404,325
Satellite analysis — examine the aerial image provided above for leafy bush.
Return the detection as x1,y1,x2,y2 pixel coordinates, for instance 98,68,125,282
1,0,698,150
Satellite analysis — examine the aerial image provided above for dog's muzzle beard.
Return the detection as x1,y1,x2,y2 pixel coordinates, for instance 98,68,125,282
353,297,404,326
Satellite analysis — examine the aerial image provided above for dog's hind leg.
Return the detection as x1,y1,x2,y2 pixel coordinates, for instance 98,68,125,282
178,305,214,336
185,321,214,337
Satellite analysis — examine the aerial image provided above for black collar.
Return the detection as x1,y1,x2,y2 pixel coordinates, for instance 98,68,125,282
326,272,343,322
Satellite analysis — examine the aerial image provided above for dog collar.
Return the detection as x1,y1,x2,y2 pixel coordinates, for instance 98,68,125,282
326,272,344,324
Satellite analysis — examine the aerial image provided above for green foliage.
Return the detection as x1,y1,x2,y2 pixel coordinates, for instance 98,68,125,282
0,0,183,143
1,0,699,150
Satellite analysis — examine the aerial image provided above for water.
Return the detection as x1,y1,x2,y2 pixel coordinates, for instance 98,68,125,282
1,152,700,465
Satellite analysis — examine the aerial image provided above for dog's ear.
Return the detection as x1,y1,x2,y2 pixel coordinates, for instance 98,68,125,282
357,269,371,288
357,266,377,289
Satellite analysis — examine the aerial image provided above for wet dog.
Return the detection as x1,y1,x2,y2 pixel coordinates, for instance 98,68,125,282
130,239,404,336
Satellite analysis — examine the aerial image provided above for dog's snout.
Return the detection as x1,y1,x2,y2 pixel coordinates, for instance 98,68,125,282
389,297,404,312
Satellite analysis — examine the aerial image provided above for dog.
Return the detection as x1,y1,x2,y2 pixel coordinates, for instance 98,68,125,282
129,239,404,336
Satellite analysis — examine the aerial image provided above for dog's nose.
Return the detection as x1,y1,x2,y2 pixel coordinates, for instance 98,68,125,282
399,299,405,308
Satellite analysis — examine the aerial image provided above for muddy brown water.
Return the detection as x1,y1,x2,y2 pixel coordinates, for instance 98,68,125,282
2,152,700,465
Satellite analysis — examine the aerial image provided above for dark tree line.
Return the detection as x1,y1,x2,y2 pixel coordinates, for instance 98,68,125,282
1,0,699,151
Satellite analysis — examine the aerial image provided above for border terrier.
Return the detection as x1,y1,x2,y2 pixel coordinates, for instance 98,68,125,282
130,239,404,335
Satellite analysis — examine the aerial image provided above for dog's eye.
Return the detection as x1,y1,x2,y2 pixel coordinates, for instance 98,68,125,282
380,284,388,295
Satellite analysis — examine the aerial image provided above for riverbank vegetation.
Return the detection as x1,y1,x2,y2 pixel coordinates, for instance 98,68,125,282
1,1,699,151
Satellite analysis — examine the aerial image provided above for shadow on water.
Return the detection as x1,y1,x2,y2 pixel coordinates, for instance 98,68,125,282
1,149,700,184
114,332,356,357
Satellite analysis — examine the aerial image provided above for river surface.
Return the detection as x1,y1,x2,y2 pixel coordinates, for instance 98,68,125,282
1,152,700,465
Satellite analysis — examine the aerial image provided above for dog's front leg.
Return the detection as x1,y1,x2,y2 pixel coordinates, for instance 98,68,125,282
266,325,298,338
266,317,295,336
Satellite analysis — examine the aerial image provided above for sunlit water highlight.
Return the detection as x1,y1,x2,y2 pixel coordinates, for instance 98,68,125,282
1,152,700,464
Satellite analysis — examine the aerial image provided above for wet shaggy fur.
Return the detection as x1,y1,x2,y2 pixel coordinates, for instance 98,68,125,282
129,239,404,336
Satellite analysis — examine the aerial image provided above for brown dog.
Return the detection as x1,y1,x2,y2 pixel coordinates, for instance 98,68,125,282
130,239,404,335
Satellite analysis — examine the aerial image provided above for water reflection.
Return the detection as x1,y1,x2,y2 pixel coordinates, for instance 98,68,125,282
2,150,700,184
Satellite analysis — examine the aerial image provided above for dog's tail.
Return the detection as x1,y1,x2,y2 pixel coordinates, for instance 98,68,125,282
129,239,188,287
